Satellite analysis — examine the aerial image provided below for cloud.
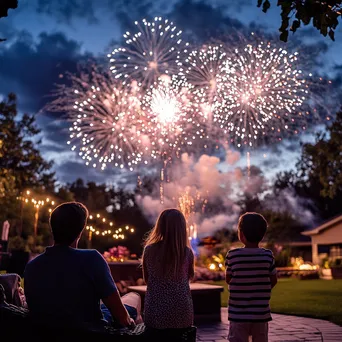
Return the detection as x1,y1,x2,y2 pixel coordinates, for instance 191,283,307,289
32,0,256,44
0,16,17,38
36,0,98,24
0,30,91,113
34,0,163,29
169,0,245,42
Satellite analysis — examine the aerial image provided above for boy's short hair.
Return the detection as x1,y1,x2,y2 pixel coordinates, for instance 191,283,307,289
50,202,88,245
238,212,268,243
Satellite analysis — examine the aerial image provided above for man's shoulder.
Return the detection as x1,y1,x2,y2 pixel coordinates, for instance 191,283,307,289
24,252,48,278
25,253,44,268
73,248,101,256
29,248,103,263
74,248,104,262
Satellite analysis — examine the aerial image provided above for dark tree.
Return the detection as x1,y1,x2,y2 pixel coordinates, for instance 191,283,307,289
68,180,152,255
107,187,152,255
0,93,54,193
0,93,55,249
262,210,306,244
69,178,88,203
274,108,342,220
299,110,342,199
258,0,341,42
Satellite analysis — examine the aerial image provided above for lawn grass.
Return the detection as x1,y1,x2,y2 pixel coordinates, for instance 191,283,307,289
206,278,342,326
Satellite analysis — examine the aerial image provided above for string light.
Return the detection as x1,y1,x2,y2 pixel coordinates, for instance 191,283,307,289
18,190,135,241
85,224,134,240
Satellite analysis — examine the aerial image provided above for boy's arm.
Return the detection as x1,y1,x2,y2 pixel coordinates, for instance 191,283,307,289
270,274,278,288
269,254,278,288
225,252,232,284
225,273,232,284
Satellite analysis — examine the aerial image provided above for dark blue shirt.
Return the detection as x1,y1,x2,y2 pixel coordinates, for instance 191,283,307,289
24,245,117,323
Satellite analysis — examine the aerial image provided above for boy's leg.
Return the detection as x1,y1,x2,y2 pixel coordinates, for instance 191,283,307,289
250,322,268,342
101,292,143,326
228,322,250,342
121,292,143,323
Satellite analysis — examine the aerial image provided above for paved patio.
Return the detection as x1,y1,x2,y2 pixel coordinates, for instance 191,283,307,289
196,308,342,341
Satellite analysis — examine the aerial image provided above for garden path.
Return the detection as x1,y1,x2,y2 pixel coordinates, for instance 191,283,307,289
196,308,342,341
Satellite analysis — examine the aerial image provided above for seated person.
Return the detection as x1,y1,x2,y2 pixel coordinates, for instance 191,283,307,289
24,202,141,328
142,209,195,330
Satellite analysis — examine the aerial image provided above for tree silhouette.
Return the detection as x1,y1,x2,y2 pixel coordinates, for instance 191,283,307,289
0,93,54,193
274,108,342,220
258,0,341,42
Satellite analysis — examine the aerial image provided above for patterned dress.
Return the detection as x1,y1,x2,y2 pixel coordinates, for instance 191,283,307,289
143,243,194,329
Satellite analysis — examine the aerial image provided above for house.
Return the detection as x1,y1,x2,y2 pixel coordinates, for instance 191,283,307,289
197,235,312,261
302,214,342,265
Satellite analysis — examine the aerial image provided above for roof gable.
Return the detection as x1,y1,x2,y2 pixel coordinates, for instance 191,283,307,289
302,215,342,236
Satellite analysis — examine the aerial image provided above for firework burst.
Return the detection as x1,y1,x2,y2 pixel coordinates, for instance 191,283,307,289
141,76,206,159
47,66,150,171
108,17,187,88
214,41,309,148
178,44,227,121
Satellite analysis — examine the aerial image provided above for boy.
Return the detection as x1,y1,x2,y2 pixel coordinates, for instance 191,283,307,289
225,212,278,342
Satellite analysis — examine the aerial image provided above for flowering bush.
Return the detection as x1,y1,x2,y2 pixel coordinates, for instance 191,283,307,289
193,266,225,281
103,246,130,262
197,253,226,272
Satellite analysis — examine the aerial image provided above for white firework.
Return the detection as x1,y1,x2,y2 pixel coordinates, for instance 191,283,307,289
178,44,227,121
140,76,204,158
47,66,150,171
214,41,308,148
108,17,187,88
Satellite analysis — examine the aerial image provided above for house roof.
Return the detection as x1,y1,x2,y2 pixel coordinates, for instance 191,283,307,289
302,214,342,236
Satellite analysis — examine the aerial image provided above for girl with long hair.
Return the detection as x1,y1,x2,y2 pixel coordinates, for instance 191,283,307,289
142,208,195,330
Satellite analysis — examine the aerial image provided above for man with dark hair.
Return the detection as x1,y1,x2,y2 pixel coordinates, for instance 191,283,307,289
24,202,141,328
225,212,278,342
49,202,89,246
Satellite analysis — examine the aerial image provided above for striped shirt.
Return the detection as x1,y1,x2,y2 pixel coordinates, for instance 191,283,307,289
225,247,276,322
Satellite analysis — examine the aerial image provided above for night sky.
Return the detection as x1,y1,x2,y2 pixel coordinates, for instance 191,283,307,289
1,0,342,187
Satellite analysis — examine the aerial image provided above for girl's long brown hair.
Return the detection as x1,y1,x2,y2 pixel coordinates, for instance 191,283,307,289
143,208,189,277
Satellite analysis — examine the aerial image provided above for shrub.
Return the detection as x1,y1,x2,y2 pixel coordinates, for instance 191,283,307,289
329,258,342,268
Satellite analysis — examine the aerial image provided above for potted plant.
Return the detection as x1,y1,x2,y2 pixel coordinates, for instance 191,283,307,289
330,258,342,279
320,257,332,279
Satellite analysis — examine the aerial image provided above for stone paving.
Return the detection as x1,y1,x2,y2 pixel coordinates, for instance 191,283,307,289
196,308,342,341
